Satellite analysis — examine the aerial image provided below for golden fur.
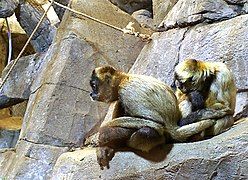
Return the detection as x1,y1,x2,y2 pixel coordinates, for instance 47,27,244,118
175,59,237,136
90,66,216,169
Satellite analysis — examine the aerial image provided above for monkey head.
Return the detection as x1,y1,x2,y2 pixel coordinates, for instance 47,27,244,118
90,66,120,103
174,59,214,94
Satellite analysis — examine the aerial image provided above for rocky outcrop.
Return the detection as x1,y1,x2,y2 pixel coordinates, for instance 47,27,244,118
0,140,68,179
159,0,247,30
152,0,178,27
52,118,248,179
16,0,56,52
0,0,148,178
0,54,44,108
0,0,247,178
0,0,19,18
132,14,248,115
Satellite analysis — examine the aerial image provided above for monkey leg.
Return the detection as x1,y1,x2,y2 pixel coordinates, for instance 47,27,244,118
97,126,135,169
101,117,165,135
175,119,215,141
204,115,234,136
128,127,165,152
99,126,136,148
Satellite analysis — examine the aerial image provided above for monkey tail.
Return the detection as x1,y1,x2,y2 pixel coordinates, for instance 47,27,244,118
175,119,215,141
101,117,165,136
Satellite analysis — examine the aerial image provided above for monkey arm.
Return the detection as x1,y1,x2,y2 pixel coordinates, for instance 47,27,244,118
175,119,216,141
178,107,231,126
98,117,165,169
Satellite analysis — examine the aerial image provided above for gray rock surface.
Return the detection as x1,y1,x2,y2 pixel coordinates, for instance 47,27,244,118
1,0,247,178
132,9,154,28
0,54,44,109
0,0,19,18
160,0,237,30
0,130,20,149
0,140,68,179
17,0,56,52
52,119,248,179
152,0,178,27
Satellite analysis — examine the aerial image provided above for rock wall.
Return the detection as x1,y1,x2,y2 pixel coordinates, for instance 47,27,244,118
0,0,247,179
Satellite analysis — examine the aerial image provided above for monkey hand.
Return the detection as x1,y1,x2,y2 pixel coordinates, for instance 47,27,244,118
96,146,115,170
178,111,201,126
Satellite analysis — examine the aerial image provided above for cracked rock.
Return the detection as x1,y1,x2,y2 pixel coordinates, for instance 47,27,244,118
0,54,44,109
159,0,237,30
51,119,248,179
19,0,149,148
16,0,56,52
0,0,19,18
0,140,68,179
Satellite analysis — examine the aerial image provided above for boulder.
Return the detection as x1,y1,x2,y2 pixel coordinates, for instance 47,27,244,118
52,118,248,179
0,0,19,18
152,0,178,27
0,140,68,179
0,54,44,109
159,0,238,30
132,9,154,28
16,0,56,52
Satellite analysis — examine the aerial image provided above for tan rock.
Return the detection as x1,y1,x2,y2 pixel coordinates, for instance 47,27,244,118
52,119,248,179
152,0,178,27
0,140,68,179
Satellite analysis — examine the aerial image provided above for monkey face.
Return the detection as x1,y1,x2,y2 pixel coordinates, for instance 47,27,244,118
90,67,119,103
175,59,201,94
175,59,212,94
175,76,197,94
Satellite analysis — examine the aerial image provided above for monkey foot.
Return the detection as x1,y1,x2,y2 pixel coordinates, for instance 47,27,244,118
96,146,115,170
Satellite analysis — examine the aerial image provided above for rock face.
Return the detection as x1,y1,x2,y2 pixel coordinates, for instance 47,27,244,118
0,0,147,178
152,0,178,26
0,54,43,108
159,0,246,30
132,14,248,114
0,0,247,178
0,140,68,179
52,118,248,179
0,0,19,18
16,0,56,52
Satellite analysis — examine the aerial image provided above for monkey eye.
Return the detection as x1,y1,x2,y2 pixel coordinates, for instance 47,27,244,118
90,80,96,89
188,76,194,82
